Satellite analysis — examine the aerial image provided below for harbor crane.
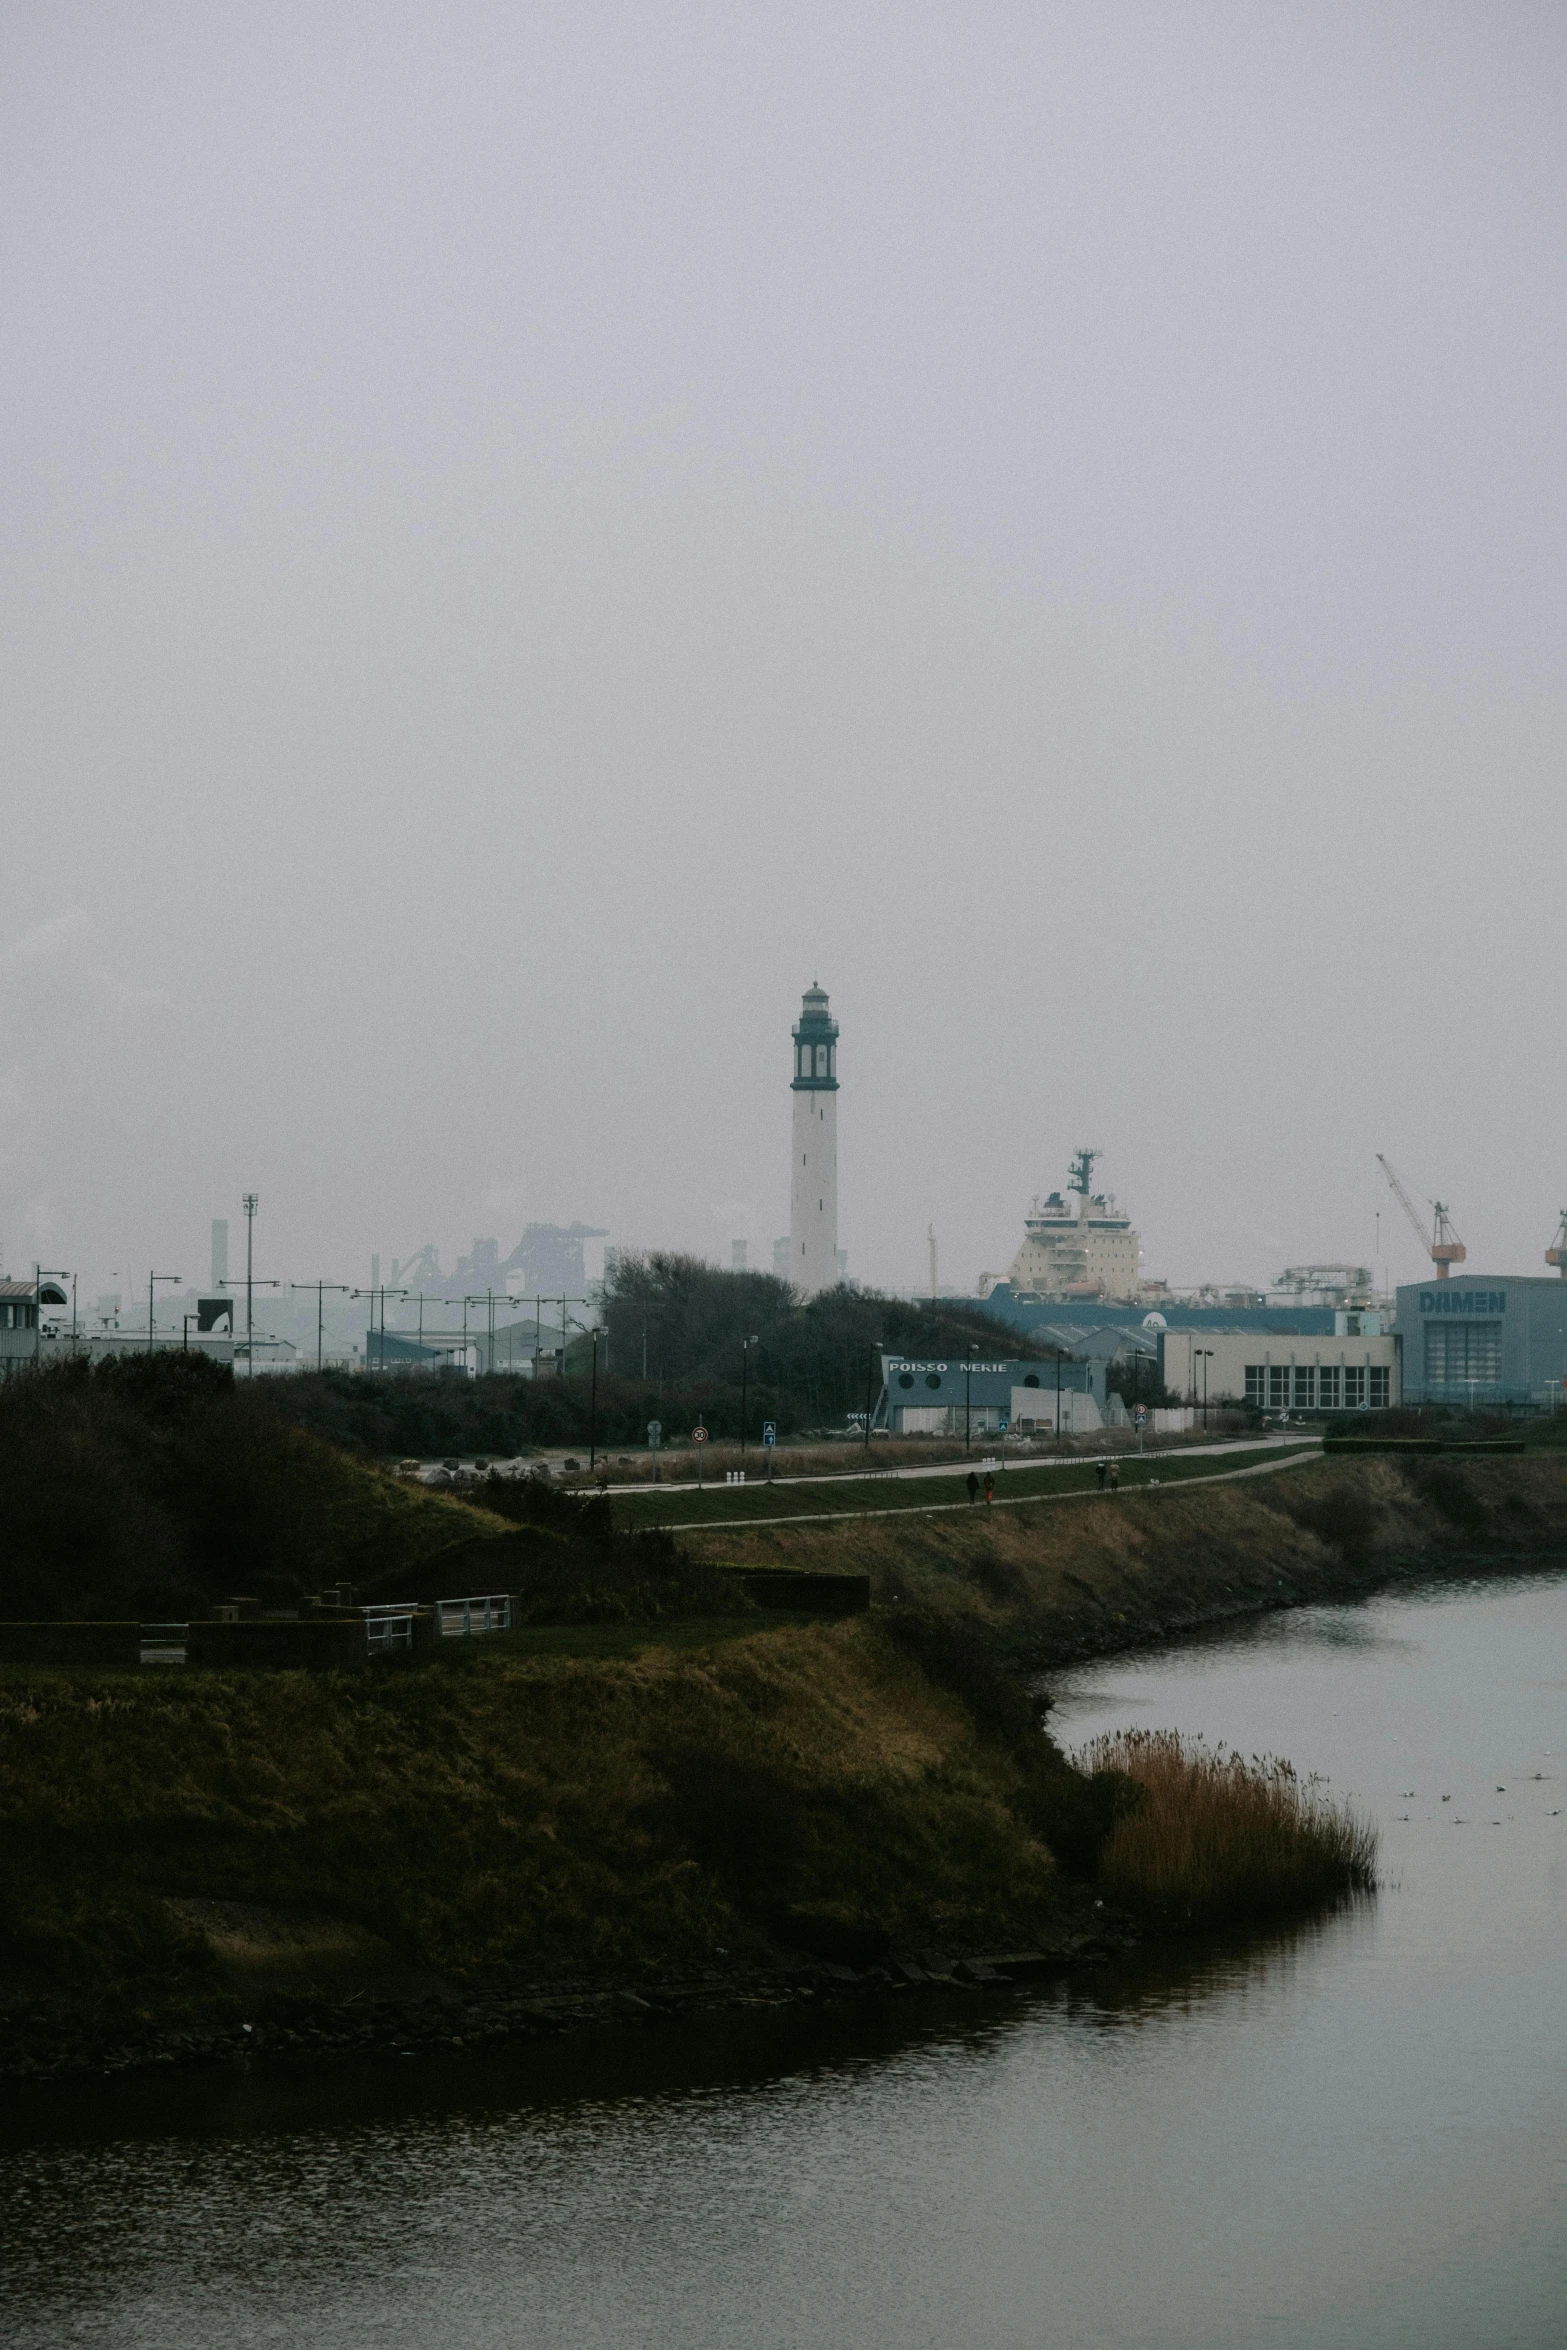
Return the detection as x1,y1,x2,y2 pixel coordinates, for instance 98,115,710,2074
1377,1154,1466,1280
1547,1211,1567,1276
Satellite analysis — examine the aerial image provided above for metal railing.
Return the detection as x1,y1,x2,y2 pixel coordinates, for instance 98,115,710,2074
436,1593,512,1638
140,1620,190,1665
360,1603,420,1654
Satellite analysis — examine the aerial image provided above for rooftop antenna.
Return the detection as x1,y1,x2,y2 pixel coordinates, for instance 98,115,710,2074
1068,1147,1100,1200
928,1224,938,1301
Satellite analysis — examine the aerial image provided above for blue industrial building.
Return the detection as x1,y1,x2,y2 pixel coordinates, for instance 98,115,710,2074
1394,1277,1567,1406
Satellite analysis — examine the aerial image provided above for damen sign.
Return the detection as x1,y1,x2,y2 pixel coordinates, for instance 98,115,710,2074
1419,1289,1507,1315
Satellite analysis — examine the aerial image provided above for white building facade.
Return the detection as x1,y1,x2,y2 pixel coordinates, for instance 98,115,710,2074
789,983,839,1297
1162,1325,1399,1412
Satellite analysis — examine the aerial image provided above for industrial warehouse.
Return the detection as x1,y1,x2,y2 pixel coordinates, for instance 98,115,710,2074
1394,1277,1567,1406
1160,1324,1398,1413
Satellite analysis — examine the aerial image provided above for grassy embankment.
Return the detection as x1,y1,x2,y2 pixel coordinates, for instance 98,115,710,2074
0,1608,1378,2053
17,1377,1552,2059
0,1619,1073,2019
676,1449,1567,1668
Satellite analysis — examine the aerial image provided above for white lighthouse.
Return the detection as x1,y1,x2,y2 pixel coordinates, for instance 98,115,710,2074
789,982,839,1297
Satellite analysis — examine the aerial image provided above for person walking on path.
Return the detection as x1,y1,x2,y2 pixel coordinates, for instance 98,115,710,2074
983,1469,995,1504
1108,1460,1120,1494
966,1470,980,1505
1095,1460,1108,1492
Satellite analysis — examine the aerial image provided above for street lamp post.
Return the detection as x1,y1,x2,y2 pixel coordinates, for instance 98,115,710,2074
148,1272,181,1354
739,1334,759,1458
588,1327,603,1474
864,1340,884,1459
964,1346,978,1455
292,1281,352,1374
242,1194,258,1376
1193,1347,1214,1430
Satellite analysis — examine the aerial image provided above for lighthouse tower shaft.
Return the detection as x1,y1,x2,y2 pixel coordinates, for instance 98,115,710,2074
789,985,839,1297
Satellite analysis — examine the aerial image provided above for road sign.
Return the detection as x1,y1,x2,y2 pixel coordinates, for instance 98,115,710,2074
647,1419,662,1450
762,1421,776,1447
1133,1404,1147,1426
692,1425,708,1444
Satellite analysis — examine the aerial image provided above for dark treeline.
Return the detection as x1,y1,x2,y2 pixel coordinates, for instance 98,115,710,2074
601,1254,1048,1425
0,1354,727,1624
258,1259,1045,1457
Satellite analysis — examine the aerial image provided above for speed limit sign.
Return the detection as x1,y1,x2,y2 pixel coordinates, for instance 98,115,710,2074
692,1424,708,1444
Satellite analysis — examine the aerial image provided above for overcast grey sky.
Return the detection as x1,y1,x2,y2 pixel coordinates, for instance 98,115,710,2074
3,1,1565,1300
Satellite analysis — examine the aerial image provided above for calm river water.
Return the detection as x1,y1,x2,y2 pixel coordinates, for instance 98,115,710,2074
5,1570,1566,2349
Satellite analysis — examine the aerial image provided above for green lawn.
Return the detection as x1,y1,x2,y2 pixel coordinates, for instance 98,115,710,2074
609,1442,1321,1532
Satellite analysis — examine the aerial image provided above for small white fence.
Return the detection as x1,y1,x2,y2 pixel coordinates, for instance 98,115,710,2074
436,1593,513,1639
361,1604,421,1654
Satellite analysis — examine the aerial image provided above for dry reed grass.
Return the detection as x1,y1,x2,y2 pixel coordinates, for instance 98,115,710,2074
1080,1728,1376,1922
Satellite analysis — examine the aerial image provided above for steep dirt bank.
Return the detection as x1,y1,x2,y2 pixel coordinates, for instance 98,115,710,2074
680,1453,1567,1669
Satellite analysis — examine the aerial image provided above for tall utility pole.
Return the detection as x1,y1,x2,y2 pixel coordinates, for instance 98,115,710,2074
293,1281,350,1373
148,1271,181,1354
740,1334,759,1457
965,1346,977,1454
242,1194,258,1376
588,1327,602,1473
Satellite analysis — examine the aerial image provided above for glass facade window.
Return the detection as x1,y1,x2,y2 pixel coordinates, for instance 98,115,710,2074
1245,1366,1265,1405
1268,1366,1288,1409
1369,1366,1390,1407
1424,1323,1501,1388
1292,1366,1315,1408
1318,1366,1341,1409
1344,1366,1366,1407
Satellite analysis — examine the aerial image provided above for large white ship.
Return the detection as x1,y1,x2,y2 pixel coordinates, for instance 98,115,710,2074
982,1149,1144,1302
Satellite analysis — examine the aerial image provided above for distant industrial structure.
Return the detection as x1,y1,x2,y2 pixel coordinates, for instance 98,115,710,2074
789,982,840,1297
980,1148,1142,1302
388,1224,611,1305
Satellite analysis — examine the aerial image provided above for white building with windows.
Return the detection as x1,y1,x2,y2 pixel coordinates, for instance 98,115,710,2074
788,983,839,1297
1162,1325,1399,1414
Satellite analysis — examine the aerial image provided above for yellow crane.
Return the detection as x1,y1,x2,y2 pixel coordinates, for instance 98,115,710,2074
1546,1211,1567,1275
1377,1154,1467,1280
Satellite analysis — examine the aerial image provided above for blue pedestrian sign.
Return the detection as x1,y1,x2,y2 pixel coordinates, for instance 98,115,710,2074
762,1421,777,1447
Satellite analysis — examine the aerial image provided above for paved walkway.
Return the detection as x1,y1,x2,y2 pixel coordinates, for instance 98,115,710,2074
604,1428,1316,1501
655,1440,1323,1534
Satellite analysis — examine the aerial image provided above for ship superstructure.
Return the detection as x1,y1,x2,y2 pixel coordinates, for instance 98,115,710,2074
1001,1149,1142,1301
